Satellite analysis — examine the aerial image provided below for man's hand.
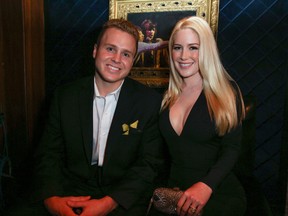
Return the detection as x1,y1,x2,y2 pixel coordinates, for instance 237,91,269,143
67,196,118,216
44,196,91,216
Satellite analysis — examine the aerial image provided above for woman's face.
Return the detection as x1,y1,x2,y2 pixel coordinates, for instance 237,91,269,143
145,28,155,41
138,30,144,42
172,28,200,79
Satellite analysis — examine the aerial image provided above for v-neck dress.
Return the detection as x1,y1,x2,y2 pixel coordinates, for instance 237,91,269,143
158,92,246,215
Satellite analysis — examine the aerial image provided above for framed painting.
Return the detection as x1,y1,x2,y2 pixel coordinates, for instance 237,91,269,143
109,0,220,88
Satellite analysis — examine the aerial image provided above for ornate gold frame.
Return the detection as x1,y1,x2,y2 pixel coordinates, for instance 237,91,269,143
109,0,220,88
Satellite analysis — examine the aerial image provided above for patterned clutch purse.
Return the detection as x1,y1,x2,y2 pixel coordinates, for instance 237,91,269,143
147,187,183,215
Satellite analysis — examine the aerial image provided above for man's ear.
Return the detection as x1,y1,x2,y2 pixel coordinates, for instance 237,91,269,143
93,44,97,58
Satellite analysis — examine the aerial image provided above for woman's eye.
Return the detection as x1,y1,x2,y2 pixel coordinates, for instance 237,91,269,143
190,46,199,50
173,46,181,50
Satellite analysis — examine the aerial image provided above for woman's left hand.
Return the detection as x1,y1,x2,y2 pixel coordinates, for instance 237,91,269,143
177,182,212,216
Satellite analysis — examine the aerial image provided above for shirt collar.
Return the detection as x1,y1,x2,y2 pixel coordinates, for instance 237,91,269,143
94,78,123,101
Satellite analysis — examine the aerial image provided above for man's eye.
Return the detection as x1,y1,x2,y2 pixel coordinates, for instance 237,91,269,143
107,47,114,52
123,53,131,58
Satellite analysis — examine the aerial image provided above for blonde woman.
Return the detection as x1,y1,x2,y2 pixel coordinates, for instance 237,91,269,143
157,16,246,216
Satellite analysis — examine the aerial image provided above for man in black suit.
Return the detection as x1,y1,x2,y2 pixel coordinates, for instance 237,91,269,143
30,18,164,216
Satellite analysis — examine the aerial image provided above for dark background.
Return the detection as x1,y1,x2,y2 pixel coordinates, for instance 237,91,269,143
44,0,288,214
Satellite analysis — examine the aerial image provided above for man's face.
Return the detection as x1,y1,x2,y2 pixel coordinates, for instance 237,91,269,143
93,28,137,85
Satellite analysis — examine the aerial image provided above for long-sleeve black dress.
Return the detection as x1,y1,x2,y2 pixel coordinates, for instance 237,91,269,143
157,91,246,216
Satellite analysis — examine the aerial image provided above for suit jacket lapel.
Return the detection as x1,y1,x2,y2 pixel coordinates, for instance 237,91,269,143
79,76,94,164
104,79,135,165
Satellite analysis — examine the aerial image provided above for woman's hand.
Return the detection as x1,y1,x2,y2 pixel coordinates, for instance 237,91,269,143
176,182,212,216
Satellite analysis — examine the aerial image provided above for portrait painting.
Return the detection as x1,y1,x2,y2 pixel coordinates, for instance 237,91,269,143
109,0,220,87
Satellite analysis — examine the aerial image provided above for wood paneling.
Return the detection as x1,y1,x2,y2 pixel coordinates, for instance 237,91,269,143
22,0,45,148
0,0,44,182
1,0,27,174
0,2,4,114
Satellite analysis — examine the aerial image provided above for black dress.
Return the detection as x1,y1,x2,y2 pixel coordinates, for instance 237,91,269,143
156,91,246,216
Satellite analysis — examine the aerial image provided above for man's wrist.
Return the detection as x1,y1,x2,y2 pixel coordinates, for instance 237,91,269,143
103,196,118,212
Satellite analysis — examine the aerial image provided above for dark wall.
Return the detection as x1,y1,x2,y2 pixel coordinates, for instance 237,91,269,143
218,1,288,212
44,0,288,214
44,0,109,99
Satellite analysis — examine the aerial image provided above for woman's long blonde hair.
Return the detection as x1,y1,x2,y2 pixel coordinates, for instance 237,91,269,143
162,16,245,136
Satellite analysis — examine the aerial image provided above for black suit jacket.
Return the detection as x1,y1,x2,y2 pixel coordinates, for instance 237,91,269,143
33,76,164,210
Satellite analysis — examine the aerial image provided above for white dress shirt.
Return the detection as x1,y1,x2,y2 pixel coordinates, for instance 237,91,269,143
92,79,122,166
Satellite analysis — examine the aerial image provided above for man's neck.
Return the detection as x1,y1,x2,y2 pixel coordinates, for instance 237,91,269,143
94,76,124,97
